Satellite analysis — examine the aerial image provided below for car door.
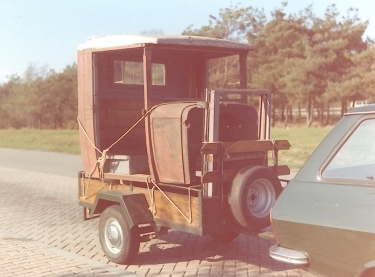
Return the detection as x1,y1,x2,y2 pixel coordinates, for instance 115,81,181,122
272,116,375,277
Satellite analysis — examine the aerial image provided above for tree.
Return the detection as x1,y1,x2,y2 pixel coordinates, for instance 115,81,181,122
250,4,311,126
0,63,78,129
251,3,371,126
309,5,369,120
0,75,22,128
182,3,267,88
183,3,266,42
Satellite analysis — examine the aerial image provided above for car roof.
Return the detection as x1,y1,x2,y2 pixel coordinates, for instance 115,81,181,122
78,34,254,52
346,103,375,115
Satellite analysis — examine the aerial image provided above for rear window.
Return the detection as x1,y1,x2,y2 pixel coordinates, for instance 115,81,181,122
208,55,240,88
114,61,165,86
322,119,375,181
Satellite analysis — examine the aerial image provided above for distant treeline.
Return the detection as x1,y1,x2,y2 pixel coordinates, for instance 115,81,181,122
183,3,375,126
0,64,77,129
0,2,374,129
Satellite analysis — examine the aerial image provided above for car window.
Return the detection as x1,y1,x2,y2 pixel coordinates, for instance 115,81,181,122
322,119,375,181
114,61,165,86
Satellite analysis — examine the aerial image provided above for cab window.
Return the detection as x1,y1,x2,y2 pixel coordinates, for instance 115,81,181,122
114,61,165,85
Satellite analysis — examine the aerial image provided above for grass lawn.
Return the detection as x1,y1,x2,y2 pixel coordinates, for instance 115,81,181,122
271,127,332,169
0,129,80,154
0,127,332,169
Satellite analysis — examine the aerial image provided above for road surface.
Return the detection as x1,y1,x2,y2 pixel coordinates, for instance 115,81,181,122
0,148,313,277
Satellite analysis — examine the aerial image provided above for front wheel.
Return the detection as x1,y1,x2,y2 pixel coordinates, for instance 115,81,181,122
99,205,140,264
229,166,282,230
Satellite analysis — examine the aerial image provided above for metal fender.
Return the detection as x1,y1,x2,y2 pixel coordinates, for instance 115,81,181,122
91,190,154,228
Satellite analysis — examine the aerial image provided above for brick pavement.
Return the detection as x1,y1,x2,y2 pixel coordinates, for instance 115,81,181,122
0,229,137,277
0,166,316,277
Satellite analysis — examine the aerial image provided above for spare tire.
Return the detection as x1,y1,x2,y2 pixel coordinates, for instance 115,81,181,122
229,166,282,230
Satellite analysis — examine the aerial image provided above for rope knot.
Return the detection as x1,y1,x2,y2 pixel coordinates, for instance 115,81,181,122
98,149,109,178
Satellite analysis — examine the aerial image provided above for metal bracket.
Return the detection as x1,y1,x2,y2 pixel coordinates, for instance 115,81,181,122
197,101,208,109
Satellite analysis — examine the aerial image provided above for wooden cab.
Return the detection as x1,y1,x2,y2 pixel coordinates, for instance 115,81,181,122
77,35,253,181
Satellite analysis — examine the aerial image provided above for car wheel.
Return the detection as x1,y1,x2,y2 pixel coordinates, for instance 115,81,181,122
99,205,140,264
229,166,282,230
210,230,239,242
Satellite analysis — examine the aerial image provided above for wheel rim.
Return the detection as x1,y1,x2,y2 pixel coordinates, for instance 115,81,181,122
104,218,123,255
246,178,275,218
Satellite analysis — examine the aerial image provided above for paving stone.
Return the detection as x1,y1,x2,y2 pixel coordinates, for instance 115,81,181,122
0,163,315,277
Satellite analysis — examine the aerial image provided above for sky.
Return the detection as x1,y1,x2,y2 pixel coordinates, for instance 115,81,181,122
1,0,374,84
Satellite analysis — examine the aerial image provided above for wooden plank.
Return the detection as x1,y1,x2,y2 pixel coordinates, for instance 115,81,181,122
202,165,290,184
132,186,201,227
223,151,264,162
99,99,144,110
100,110,144,128
202,168,240,183
79,177,201,228
79,178,125,204
201,142,222,154
223,140,273,154
104,173,151,182
273,140,291,150
201,171,219,183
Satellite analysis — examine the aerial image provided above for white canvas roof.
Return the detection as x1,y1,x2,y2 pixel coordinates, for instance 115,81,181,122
78,34,253,51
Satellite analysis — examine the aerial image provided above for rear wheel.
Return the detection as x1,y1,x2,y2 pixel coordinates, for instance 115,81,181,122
229,166,282,230
99,205,140,264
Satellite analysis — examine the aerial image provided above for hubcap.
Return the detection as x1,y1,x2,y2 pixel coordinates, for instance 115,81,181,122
246,179,275,218
104,218,123,254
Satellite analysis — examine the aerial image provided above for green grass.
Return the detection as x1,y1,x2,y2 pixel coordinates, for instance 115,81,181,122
271,127,332,169
0,127,333,169
0,129,80,154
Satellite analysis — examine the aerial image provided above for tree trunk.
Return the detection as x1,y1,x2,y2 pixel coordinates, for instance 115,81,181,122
341,101,347,116
306,98,313,128
281,105,285,122
284,105,289,128
325,105,330,125
319,103,324,126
